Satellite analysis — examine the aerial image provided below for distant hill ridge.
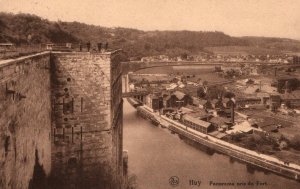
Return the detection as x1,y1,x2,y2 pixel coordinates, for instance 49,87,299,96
1,12,300,57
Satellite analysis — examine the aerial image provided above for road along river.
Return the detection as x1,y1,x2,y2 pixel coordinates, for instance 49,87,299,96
123,99,300,189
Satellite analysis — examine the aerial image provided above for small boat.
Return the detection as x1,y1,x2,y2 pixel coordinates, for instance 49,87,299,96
160,122,169,129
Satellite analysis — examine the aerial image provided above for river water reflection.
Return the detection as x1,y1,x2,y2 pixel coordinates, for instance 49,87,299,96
123,99,300,189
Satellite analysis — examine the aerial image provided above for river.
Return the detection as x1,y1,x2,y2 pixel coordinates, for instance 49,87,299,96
123,99,300,189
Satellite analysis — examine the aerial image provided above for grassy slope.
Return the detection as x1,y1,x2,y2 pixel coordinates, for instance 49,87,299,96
1,12,300,57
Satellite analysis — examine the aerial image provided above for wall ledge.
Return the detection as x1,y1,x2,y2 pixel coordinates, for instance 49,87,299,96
0,51,50,68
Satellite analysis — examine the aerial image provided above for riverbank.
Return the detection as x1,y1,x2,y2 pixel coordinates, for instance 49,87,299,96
129,98,300,182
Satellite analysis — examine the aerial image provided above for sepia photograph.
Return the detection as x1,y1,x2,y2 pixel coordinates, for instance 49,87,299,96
0,0,300,188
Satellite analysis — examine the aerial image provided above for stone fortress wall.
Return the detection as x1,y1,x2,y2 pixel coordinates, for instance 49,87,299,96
0,51,127,189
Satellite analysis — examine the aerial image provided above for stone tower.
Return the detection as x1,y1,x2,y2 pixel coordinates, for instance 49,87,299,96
50,51,127,189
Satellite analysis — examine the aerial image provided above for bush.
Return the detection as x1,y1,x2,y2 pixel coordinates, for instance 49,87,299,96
290,134,300,150
224,91,235,98
197,87,206,98
279,141,288,150
244,138,257,150
257,145,274,155
231,133,246,142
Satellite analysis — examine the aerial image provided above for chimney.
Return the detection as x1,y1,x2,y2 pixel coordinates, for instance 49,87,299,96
231,103,234,124
259,81,262,91
285,81,288,94
230,98,235,124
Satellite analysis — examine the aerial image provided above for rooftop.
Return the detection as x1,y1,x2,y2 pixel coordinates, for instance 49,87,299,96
182,114,211,128
209,116,230,126
281,92,300,100
173,90,186,100
253,120,277,128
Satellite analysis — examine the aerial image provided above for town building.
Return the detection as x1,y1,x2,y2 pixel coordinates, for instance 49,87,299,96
280,93,300,108
269,95,281,111
251,120,279,134
163,93,178,108
172,91,193,107
162,91,193,108
145,94,163,111
209,116,231,131
236,97,261,107
276,77,299,93
212,98,225,110
293,56,300,64
181,114,214,134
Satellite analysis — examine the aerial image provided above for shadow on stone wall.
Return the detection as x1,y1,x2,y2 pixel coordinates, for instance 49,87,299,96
28,149,47,189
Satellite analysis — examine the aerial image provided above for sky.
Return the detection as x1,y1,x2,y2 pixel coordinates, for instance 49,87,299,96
0,0,299,39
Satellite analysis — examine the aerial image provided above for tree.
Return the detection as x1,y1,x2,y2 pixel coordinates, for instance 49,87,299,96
197,87,206,98
224,91,235,98
206,86,224,99
231,133,246,142
180,53,188,60
144,43,151,50
290,134,300,150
